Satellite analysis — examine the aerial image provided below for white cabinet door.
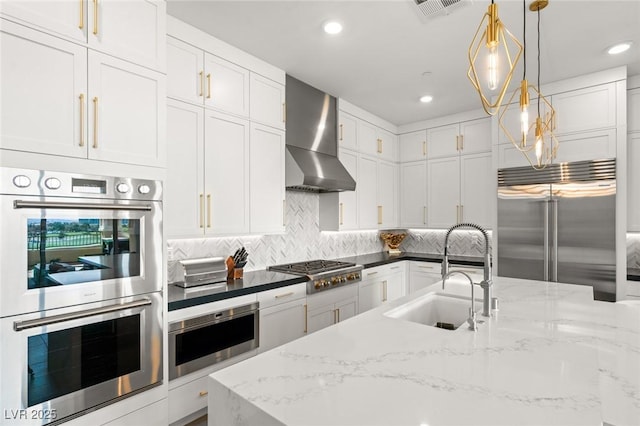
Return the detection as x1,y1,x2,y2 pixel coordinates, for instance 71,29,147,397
335,296,357,322
259,298,307,353
378,128,397,162
87,51,165,166
358,278,382,313
628,133,640,231
0,0,87,43
0,21,87,158
428,156,460,228
553,129,616,164
384,269,406,302
167,36,204,105
629,88,640,133
378,161,397,228
307,304,335,334
339,111,358,151
166,100,204,238
409,261,442,293
400,161,427,228
552,83,616,135
399,130,427,162
104,398,168,426
460,153,493,229
358,120,379,157
427,123,459,158
204,111,250,235
87,0,165,71
460,118,491,154
339,149,359,230
204,52,249,117
168,376,209,425
358,155,379,229
250,124,285,234
250,73,285,130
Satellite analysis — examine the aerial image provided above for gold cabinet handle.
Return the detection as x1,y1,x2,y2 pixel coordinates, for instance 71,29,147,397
423,206,427,224
207,194,211,228
79,94,85,147
336,308,340,322
339,202,344,225
459,134,464,151
382,280,388,302
377,205,383,225
367,271,378,276
92,96,98,148
303,304,308,333
377,138,383,154
339,124,344,141
423,140,427,156
92,0,98,35
274,292,294,299
198,71,204,97
460,204,464,222
199,194,204,228
206,74,211,99
282,103,286,123
419,265,435,270
79,0,84,29
455,135,460,151
199,391,208,397
456,205,460,223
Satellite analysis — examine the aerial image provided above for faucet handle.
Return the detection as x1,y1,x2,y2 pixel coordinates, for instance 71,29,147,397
467,308,477,331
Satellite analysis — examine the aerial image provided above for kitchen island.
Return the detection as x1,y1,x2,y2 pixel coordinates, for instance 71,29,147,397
207,276,640,425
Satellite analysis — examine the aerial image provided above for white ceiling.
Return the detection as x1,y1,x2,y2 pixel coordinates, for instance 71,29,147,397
166,0,640,126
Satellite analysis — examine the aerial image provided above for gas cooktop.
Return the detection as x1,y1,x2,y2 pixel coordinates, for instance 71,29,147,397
269,259,363,294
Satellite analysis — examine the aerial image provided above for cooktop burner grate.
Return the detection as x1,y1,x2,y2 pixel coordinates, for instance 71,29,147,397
269,259,355,276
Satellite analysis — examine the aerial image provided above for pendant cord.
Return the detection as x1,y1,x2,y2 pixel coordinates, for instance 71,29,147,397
523,0,526,80
537,6,541,117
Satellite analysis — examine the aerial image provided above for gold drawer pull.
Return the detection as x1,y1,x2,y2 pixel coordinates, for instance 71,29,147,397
274,292,294,299
199,391,208,397
92,0,98,35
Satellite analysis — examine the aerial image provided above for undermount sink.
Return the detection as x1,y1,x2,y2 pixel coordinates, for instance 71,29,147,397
384,292,479,330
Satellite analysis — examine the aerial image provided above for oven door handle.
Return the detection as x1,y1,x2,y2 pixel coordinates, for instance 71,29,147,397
14,298,152,331
13,200,152,211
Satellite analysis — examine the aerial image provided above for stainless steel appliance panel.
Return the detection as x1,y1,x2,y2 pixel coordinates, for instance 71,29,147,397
0,292,163,425
168,302,259,380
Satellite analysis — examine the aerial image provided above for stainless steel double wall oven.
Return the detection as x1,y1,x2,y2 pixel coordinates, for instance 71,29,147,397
0,168,163,424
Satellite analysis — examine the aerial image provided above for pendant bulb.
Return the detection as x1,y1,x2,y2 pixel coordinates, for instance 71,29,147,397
534,116,544,167
519,79,530,146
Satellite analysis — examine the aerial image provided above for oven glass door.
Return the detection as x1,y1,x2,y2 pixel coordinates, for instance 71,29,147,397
0,196,162,316
0,293,162,424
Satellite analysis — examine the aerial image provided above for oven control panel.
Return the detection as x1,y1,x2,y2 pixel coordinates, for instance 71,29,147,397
308,266,363,294
1,167,162,201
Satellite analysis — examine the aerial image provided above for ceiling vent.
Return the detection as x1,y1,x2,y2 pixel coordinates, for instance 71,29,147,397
413,0,472,18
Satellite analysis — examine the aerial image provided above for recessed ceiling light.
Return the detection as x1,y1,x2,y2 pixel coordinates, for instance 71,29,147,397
420,95,433,103
607,42,632,55
323,21,343,35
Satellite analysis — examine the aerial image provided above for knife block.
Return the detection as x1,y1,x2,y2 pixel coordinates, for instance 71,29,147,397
226,257,244,280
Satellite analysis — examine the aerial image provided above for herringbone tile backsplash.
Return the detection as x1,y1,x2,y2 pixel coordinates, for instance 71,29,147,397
167,191,640,283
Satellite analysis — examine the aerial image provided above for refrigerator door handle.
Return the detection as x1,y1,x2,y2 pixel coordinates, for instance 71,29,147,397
551,199,559,282
543,200,550,282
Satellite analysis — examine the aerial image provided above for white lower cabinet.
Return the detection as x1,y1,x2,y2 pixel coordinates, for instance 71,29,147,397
102,398,168,426
408,261,442,293
258,283,307,353
358,264,406,313
306,285,358,334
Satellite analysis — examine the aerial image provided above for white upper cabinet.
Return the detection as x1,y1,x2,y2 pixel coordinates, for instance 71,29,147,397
339,111,358,151
250,73,285,130
1,0,166,71
338,149,359,230
552,83,616,135
87,51,165,166
166,36,250,117
460,153,493,229
358,155,379,229
0,20,87,158
250,123,286,234
378,160,397,228
426,123,459,158
358,120,379,157
167,36,204,105
400,161,427,228
204,53,249,117
399,130,427,162
628,87,640,133
378,128,398,162
427,156,460,228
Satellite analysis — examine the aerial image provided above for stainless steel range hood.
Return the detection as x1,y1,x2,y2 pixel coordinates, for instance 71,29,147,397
285,75,356,193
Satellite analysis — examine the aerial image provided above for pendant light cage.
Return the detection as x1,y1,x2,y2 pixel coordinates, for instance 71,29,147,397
467,2,523,116
497,0,558,170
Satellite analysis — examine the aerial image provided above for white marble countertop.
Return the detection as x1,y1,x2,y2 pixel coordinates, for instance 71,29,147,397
208,277,640,426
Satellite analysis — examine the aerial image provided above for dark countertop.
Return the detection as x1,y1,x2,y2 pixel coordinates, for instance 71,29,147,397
168,270,307,311
627,268,640,281
167,252,485,311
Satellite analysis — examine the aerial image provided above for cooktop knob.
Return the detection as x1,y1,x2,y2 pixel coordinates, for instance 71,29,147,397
12,175,31,188
138,184,151,194
44,177,61,190
116,183,130,193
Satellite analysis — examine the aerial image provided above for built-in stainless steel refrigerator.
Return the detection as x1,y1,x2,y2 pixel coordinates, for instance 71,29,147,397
497,158,616,301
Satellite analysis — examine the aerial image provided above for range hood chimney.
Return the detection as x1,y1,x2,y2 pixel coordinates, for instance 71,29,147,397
285,75,356,193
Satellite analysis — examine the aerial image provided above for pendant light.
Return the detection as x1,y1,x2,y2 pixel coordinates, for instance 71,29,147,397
468,0,523,116
498,0,557,170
